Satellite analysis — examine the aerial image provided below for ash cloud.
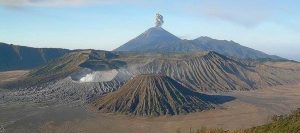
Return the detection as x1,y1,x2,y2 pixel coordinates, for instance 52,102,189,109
155,13,164,27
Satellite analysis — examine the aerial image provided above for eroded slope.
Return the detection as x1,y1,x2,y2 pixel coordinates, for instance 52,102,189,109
93,74,232,116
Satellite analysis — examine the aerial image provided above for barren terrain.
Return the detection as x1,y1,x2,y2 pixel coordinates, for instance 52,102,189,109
1,80,300,133
41,83,300,133
0,70,28,85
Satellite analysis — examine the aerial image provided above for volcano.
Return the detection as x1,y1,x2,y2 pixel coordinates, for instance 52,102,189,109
93,74,225,116
114,27,197,52
114,27,282,60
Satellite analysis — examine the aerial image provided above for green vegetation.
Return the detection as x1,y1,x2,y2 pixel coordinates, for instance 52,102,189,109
182,108,300,133
245,109,300,133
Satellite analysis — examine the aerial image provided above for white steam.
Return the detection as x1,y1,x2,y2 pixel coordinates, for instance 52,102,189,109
155,13,164,27
71,68,118,82
79,69,118,82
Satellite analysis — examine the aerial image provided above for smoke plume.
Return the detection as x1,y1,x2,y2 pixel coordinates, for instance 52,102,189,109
155,13,164,27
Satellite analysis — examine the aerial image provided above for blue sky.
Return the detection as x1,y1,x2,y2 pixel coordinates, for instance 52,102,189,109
0,0,300,61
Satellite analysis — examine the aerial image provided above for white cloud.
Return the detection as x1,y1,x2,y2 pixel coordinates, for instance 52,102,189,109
0,0,142,8
181,0,279,27
0,0,89,7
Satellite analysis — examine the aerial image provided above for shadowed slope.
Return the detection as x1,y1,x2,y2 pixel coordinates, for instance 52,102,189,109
94,74,234,116
0,42,69,71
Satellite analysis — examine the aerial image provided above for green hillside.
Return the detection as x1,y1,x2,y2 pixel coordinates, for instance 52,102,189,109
187,108,300,133
245,109,300,133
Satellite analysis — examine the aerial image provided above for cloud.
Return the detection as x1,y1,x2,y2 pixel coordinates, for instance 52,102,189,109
0,0,90,8
183,0,278,27
0,0,142,8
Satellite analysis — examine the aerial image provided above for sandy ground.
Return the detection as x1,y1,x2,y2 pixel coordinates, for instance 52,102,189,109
0,70,28,84
34,83,300,133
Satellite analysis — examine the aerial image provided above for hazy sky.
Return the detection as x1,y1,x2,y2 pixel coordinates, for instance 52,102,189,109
0,0,300,60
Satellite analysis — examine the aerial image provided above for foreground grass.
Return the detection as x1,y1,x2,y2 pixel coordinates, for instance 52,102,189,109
245,108,300,133
182,108,300,133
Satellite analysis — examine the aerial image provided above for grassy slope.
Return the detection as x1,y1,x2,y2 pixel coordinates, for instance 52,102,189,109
188,108,300,133
245,109,300,133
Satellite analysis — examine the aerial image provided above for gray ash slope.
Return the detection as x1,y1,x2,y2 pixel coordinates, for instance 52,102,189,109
94,74,234,116
0,77,124,104
114,27,282,60
0,50,128,104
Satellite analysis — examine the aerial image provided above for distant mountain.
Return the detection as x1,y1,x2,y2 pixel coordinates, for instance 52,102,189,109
93,74,224,116
114,27,197,52
0,42,69,71
115,27,282,60
190,36,282,59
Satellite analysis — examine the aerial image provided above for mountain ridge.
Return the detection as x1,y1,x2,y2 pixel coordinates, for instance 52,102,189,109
0,26,286,73
191,36,282,59
3,50,299,92
2,50,300,106
114,27,283,60
0,42,69,71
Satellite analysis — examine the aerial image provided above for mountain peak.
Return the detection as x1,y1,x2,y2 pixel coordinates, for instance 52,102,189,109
114,27,189,52
140,27,180,41
195,36,213,40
